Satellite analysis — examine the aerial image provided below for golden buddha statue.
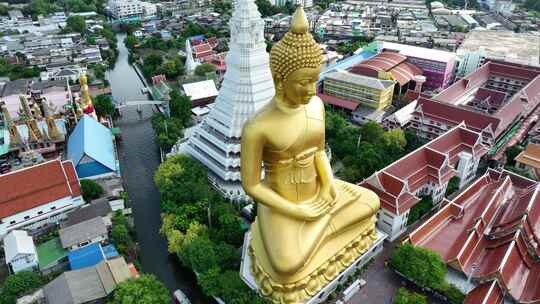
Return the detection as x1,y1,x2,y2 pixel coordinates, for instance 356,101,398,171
240,6,380,304
79,74,97,118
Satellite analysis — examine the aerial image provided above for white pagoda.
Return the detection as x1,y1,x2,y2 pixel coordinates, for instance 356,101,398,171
178,0,275,201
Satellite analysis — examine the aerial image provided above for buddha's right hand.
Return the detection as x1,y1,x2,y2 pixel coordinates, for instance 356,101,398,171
289,198,331,221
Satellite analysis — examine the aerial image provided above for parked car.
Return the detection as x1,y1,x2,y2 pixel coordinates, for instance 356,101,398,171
173,290,191,304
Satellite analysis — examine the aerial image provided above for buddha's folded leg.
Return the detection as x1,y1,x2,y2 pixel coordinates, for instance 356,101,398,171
328,181,380,234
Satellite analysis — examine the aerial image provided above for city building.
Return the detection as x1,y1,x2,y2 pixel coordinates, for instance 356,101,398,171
173,0,275,201
514,143,540,179
4,230,38,273
59,217,108,251
350,51,424,94
361,124,488,241
408,60,540,155
409,168,540,304
43,257,133,304
377,41,457,90
321,70,395,111
67,115,119,179
456,31,540,79
64,198,113,228
107,0,156,19
0,159,84,238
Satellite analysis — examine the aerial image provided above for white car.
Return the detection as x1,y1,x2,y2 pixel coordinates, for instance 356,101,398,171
173,290,191,304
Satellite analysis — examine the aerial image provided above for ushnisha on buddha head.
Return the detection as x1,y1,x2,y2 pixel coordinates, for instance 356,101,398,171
270,6,323,106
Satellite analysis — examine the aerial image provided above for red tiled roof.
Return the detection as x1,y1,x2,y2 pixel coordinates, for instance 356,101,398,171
465,281,504,304
317,93,359,111
361,124,487,215
390,62,423,86
0,159,81,218
350,52,422,86
410,168,540,303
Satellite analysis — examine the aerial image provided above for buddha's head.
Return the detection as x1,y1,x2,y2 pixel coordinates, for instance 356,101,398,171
270,6,323,106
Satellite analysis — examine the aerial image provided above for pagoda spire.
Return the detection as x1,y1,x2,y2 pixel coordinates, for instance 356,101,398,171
177,0,275,201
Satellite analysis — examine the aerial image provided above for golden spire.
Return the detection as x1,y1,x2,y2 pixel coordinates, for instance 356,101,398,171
79,74,97,119
19,95,32,118
290,5,308,34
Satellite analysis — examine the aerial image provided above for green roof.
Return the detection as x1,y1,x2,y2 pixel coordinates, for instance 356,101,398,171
37,238,67,269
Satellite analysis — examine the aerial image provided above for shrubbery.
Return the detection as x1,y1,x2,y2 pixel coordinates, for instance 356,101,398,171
390,243,465,304
394,288,427,304
80,179,104,202
0,271,46,304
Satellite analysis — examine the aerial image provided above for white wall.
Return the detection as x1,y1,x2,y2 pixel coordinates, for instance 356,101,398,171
0,196,84,238
377,209,408,241
9,253,38,273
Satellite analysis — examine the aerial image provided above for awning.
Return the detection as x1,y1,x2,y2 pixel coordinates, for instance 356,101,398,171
317,93,359,111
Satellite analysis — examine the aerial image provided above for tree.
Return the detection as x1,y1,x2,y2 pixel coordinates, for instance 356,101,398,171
65,15,86,34
124,35,140,50
194,63,216,77
80,179,104,202
445,176,460,196
169,89,191,126
360,121,385,146
505,145,523,167
182,237,218,273
394,288,427,304
112,223,133,256
390,243,447,290
407,195,433,225
94,94,115,117
0,272,46,304
150,113,183,151
154,155,213,212
108,275,170,304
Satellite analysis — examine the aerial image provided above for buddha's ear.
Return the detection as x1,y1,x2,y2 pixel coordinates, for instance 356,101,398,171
273,73,283,92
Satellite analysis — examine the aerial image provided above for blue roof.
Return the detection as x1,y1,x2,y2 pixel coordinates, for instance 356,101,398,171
68,242,105,270
102,244,119,259
67,115,116,172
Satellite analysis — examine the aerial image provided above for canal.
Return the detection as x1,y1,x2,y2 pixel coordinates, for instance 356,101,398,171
106,33,205,302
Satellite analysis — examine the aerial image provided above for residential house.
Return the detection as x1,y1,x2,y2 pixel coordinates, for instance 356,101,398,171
37,237,68,274
59,217,108,251
361,124,488,240
64,198,113,228
3,230,38,273
67,115,118,179
409,169,540,304
0,159,84,238
68,242,106,270
43,257,132,304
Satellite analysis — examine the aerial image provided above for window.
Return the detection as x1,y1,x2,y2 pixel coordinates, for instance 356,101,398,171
10,220,16,224
51,206,56,210
38,211,43,215
24,216,30,220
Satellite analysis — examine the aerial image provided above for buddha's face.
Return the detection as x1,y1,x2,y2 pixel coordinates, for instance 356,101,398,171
281,68,320,106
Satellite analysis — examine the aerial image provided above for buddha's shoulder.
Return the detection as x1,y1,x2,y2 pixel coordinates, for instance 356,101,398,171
307,96,325,120
243,106,275,135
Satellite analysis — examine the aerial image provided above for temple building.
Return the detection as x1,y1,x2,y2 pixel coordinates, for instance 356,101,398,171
174,0,275,201
409,169,540,304
361,124,488,241
0,159,84,238
396,60,540,160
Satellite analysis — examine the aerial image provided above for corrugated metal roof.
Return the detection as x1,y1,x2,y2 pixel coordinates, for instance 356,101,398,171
68,242,105,270
67,115,116,172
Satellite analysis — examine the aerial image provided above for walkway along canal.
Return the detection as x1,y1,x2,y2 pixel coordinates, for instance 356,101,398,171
106,33,206,302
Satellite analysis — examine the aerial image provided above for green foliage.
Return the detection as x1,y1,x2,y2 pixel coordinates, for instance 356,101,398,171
150,113,184,151
394,288,427,304
182,237,218,273
390,243,447,290
94,94,115,117
524,0,540,12
336,36,373,55
255,0,294,17
160,56,185,80
0,58,41,80
108,274,170,304
65,15,86,34
440,283,465,304
153,155,212,212
124,35,140,49
80,179,104,202
505,145,523,167
141,53,163,79
213,0,232,14
407,195,433,225
194,63,216,77
169,89,191,125
446,176,460,196
0,272,46,304
111,212,134,257
23,0,60,18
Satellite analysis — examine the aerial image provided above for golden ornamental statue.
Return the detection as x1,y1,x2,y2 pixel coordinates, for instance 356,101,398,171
240,6,380,304
79,74,97,119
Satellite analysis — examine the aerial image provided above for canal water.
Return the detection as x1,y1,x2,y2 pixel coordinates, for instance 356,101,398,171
106,33,205,302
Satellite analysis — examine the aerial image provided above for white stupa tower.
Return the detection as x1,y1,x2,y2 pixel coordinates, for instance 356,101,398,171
180,0,275,201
